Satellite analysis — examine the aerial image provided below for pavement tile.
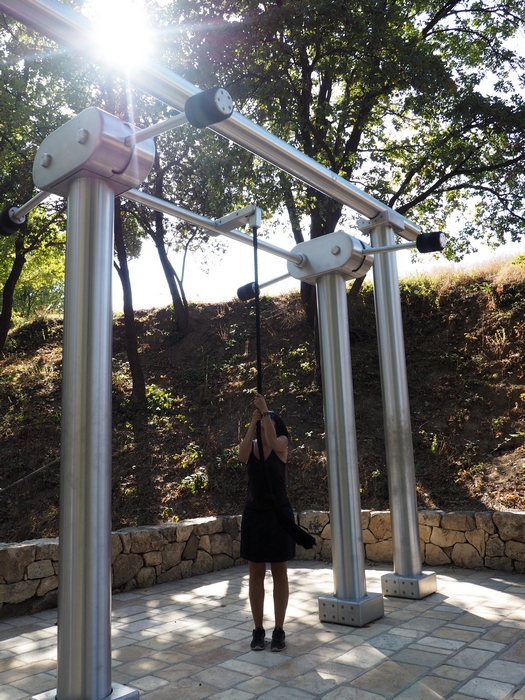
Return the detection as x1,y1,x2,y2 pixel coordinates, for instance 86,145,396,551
479,659,525,684
333,644,393,670
390,648,448,668
208,690,255,700
288,668,347,695
129,674,170,692
502,638,525,662
235,675,280,694
432,664,473,682
350,659,425,697
155,661,203,682
457,676,515,700
392,675,458,699
0,685,26,700
190,666,252,689
447,647,497,669
321,688,385,700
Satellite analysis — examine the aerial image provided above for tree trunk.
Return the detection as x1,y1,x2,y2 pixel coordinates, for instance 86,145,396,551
114,199,147,405
0,238,26,353
150,211,190,337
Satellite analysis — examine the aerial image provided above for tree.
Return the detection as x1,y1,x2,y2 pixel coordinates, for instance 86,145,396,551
0,12,98,351
156,0,525,273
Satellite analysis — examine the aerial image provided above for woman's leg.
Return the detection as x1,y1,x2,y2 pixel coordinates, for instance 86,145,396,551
270,561,289,629
248,561,267,628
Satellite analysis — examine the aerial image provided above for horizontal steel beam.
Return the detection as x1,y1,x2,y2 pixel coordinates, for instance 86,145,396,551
125,189,304,265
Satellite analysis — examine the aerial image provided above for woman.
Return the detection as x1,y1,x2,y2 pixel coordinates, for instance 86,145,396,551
239,392,295,652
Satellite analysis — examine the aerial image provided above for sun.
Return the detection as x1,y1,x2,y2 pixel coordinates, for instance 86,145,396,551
87,0,153,70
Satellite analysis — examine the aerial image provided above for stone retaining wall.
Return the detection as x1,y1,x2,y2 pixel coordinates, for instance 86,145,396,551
1,509,525,619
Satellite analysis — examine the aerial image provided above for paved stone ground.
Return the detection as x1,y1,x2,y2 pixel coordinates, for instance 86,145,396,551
1,561,525,699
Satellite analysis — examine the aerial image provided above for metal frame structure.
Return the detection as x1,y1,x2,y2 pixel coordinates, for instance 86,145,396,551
0,1,440,698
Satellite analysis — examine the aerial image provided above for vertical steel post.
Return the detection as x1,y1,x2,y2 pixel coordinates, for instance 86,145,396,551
316,273,384,626
370,224,436,599
57,176,114,699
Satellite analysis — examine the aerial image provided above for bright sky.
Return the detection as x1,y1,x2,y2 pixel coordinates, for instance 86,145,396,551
111,226,524,312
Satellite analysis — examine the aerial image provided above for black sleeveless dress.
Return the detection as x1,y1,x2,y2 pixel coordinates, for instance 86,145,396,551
240,447,296,563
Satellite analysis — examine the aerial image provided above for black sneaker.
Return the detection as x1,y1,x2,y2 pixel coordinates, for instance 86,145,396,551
250,627,266,650
270,627,286,652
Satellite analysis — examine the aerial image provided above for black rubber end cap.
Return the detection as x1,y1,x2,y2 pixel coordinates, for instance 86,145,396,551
416,231,446,253
238,282,257,301
0,207,25,236
185,87,234,128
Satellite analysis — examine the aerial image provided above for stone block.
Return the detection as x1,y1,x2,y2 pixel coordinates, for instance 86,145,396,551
486,535,505,557
182,533,199,560
430,527,466,548
362,529,376,544
111,534,123,563
120,532,131,554
157,523,179,542
157,566,182,584
442,512,476,531
174,523,194,542
213,554,233,571
0,580,39,604
505,540,525,562
452,543,483,569
180,560,193,578
26,560,54,580
475,512,496,534
232,540,241,560
365,540,393,563
485,556,514,572
419,524,432,543
112,553,143,589
162,542,185,570
320,523,331,540
418,510,442,527
0,543,36,584
210,533,233,557
425,543,451,566
296,543,318,560
361,510,371,529
369,511,391,540
37,576,58,597
35,541,59,561
493,513,525,542
320,539,332,562
143,551,162,567
192,517,223,536
192,550,213,575
221,515,240,539
136,567,156,588
199,535,211,552
299,511,329,534
465,529,487,557
515,561,525,574
129,527,166,553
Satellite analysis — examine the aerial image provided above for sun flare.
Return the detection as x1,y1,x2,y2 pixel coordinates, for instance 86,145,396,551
87,0,153,70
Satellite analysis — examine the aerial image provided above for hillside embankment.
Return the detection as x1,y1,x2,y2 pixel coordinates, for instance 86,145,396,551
1,258,524,543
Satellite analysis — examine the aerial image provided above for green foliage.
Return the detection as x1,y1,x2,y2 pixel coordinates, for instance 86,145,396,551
179,466,209,494
160,0,525,256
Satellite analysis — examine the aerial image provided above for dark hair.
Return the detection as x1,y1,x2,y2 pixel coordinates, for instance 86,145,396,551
267,411,289,439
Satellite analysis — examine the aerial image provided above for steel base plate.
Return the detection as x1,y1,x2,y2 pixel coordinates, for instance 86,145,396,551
381,571,437,599
31,682,140,700
319,592,384,627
